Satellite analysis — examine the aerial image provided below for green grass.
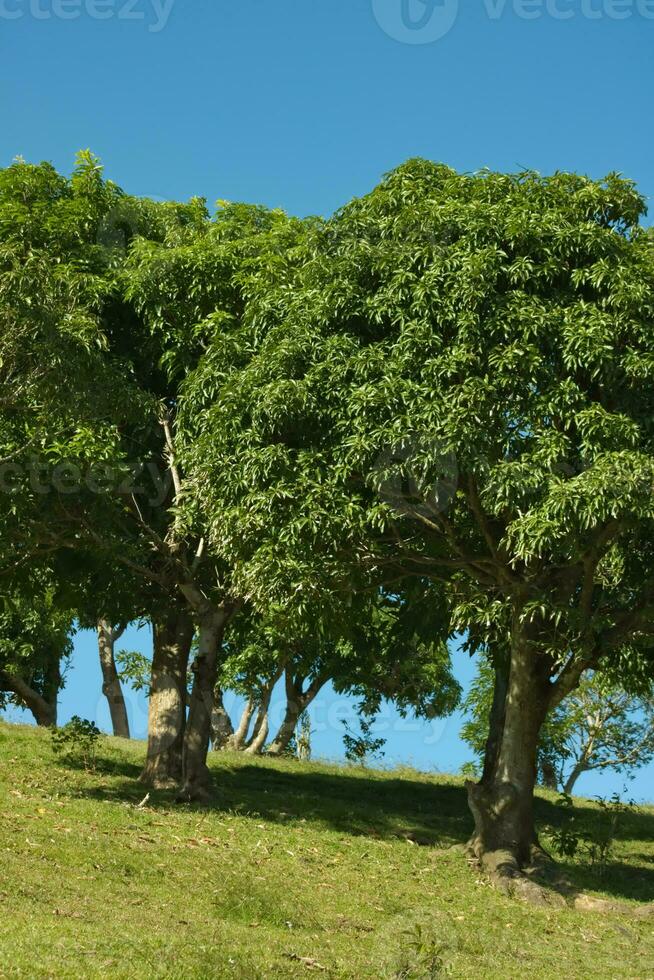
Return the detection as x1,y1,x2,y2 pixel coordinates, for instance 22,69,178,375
0,721,653,979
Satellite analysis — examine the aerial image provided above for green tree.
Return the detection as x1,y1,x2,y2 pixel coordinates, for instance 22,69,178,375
73,563,160,741
342,711,386,766
118,199,310,797
0,155,134,574
183,160,654,887
556,677,654,794
215,588,460,758
0,153,205,788
0,155,298,798
0,574,74,727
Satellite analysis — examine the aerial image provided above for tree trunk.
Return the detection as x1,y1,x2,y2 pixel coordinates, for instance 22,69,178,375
211,688,234,749
466,631,551,890
297,717,312,761
97,621,130,739
481,648,510,784
244,662,286,756
41,654,60,728
563,762,587,797
540,759,559,791
244,706,270,756
227,698,256,750
246,700,267,748
267,689,301,756
0,669,57,727
179,610,229,801
267,669,327,757
139,608,193,788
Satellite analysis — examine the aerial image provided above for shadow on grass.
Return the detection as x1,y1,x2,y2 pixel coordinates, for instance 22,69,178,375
210,762,471,845
75,752,472,845
72,748,654,904
533,794,654,903
53,753,143,780
553,860,654,904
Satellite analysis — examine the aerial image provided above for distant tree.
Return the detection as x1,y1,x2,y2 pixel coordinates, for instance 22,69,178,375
462,662,654,795
74,566,149,741
95,623,130,738
210,688,235,749
342,710,386,766
215,587,460,758
296,711,312,761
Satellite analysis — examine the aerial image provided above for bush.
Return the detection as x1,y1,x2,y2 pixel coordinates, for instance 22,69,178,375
51,716,102,769
342,715,386,765
545,792,638,875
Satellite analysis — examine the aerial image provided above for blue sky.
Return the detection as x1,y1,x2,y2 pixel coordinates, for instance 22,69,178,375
2,1,653,800
1,1,653,217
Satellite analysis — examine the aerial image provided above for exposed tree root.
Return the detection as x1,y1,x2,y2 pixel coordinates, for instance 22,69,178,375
175,766,213,804
467,838,566,907
572,894,654,918
467,837,654,917
175,785,212,804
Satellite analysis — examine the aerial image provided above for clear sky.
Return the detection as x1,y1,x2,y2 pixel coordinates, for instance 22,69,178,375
1,1,653,217
2,0,653,800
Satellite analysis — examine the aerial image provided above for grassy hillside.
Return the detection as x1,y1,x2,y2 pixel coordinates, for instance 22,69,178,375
0,721,652,979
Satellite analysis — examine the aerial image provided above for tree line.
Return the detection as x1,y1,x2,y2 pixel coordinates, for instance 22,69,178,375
2,152,654,895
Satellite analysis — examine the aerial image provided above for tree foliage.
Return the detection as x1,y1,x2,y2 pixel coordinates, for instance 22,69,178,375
0,573,74,725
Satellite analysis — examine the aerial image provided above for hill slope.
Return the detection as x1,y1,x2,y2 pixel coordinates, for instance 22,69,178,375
0,721,653,978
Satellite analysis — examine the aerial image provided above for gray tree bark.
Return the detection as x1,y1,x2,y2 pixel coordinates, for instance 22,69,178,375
179,609,230,801
467,626,552,886
243,707,270,756
266,694,300,757
244,662,287,756
139,608,193,788
563,761,588,796
227,698,256,751
211,688,234,749
481,650,510,784
97,620,130,739
540,759,559,791
267,669,328,757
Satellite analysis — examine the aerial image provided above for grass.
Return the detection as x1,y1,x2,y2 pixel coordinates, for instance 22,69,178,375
0,720,653,979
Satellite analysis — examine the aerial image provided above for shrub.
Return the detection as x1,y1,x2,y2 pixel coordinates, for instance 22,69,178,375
51,716,102,769
545,792,638,875
342,715,386,765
